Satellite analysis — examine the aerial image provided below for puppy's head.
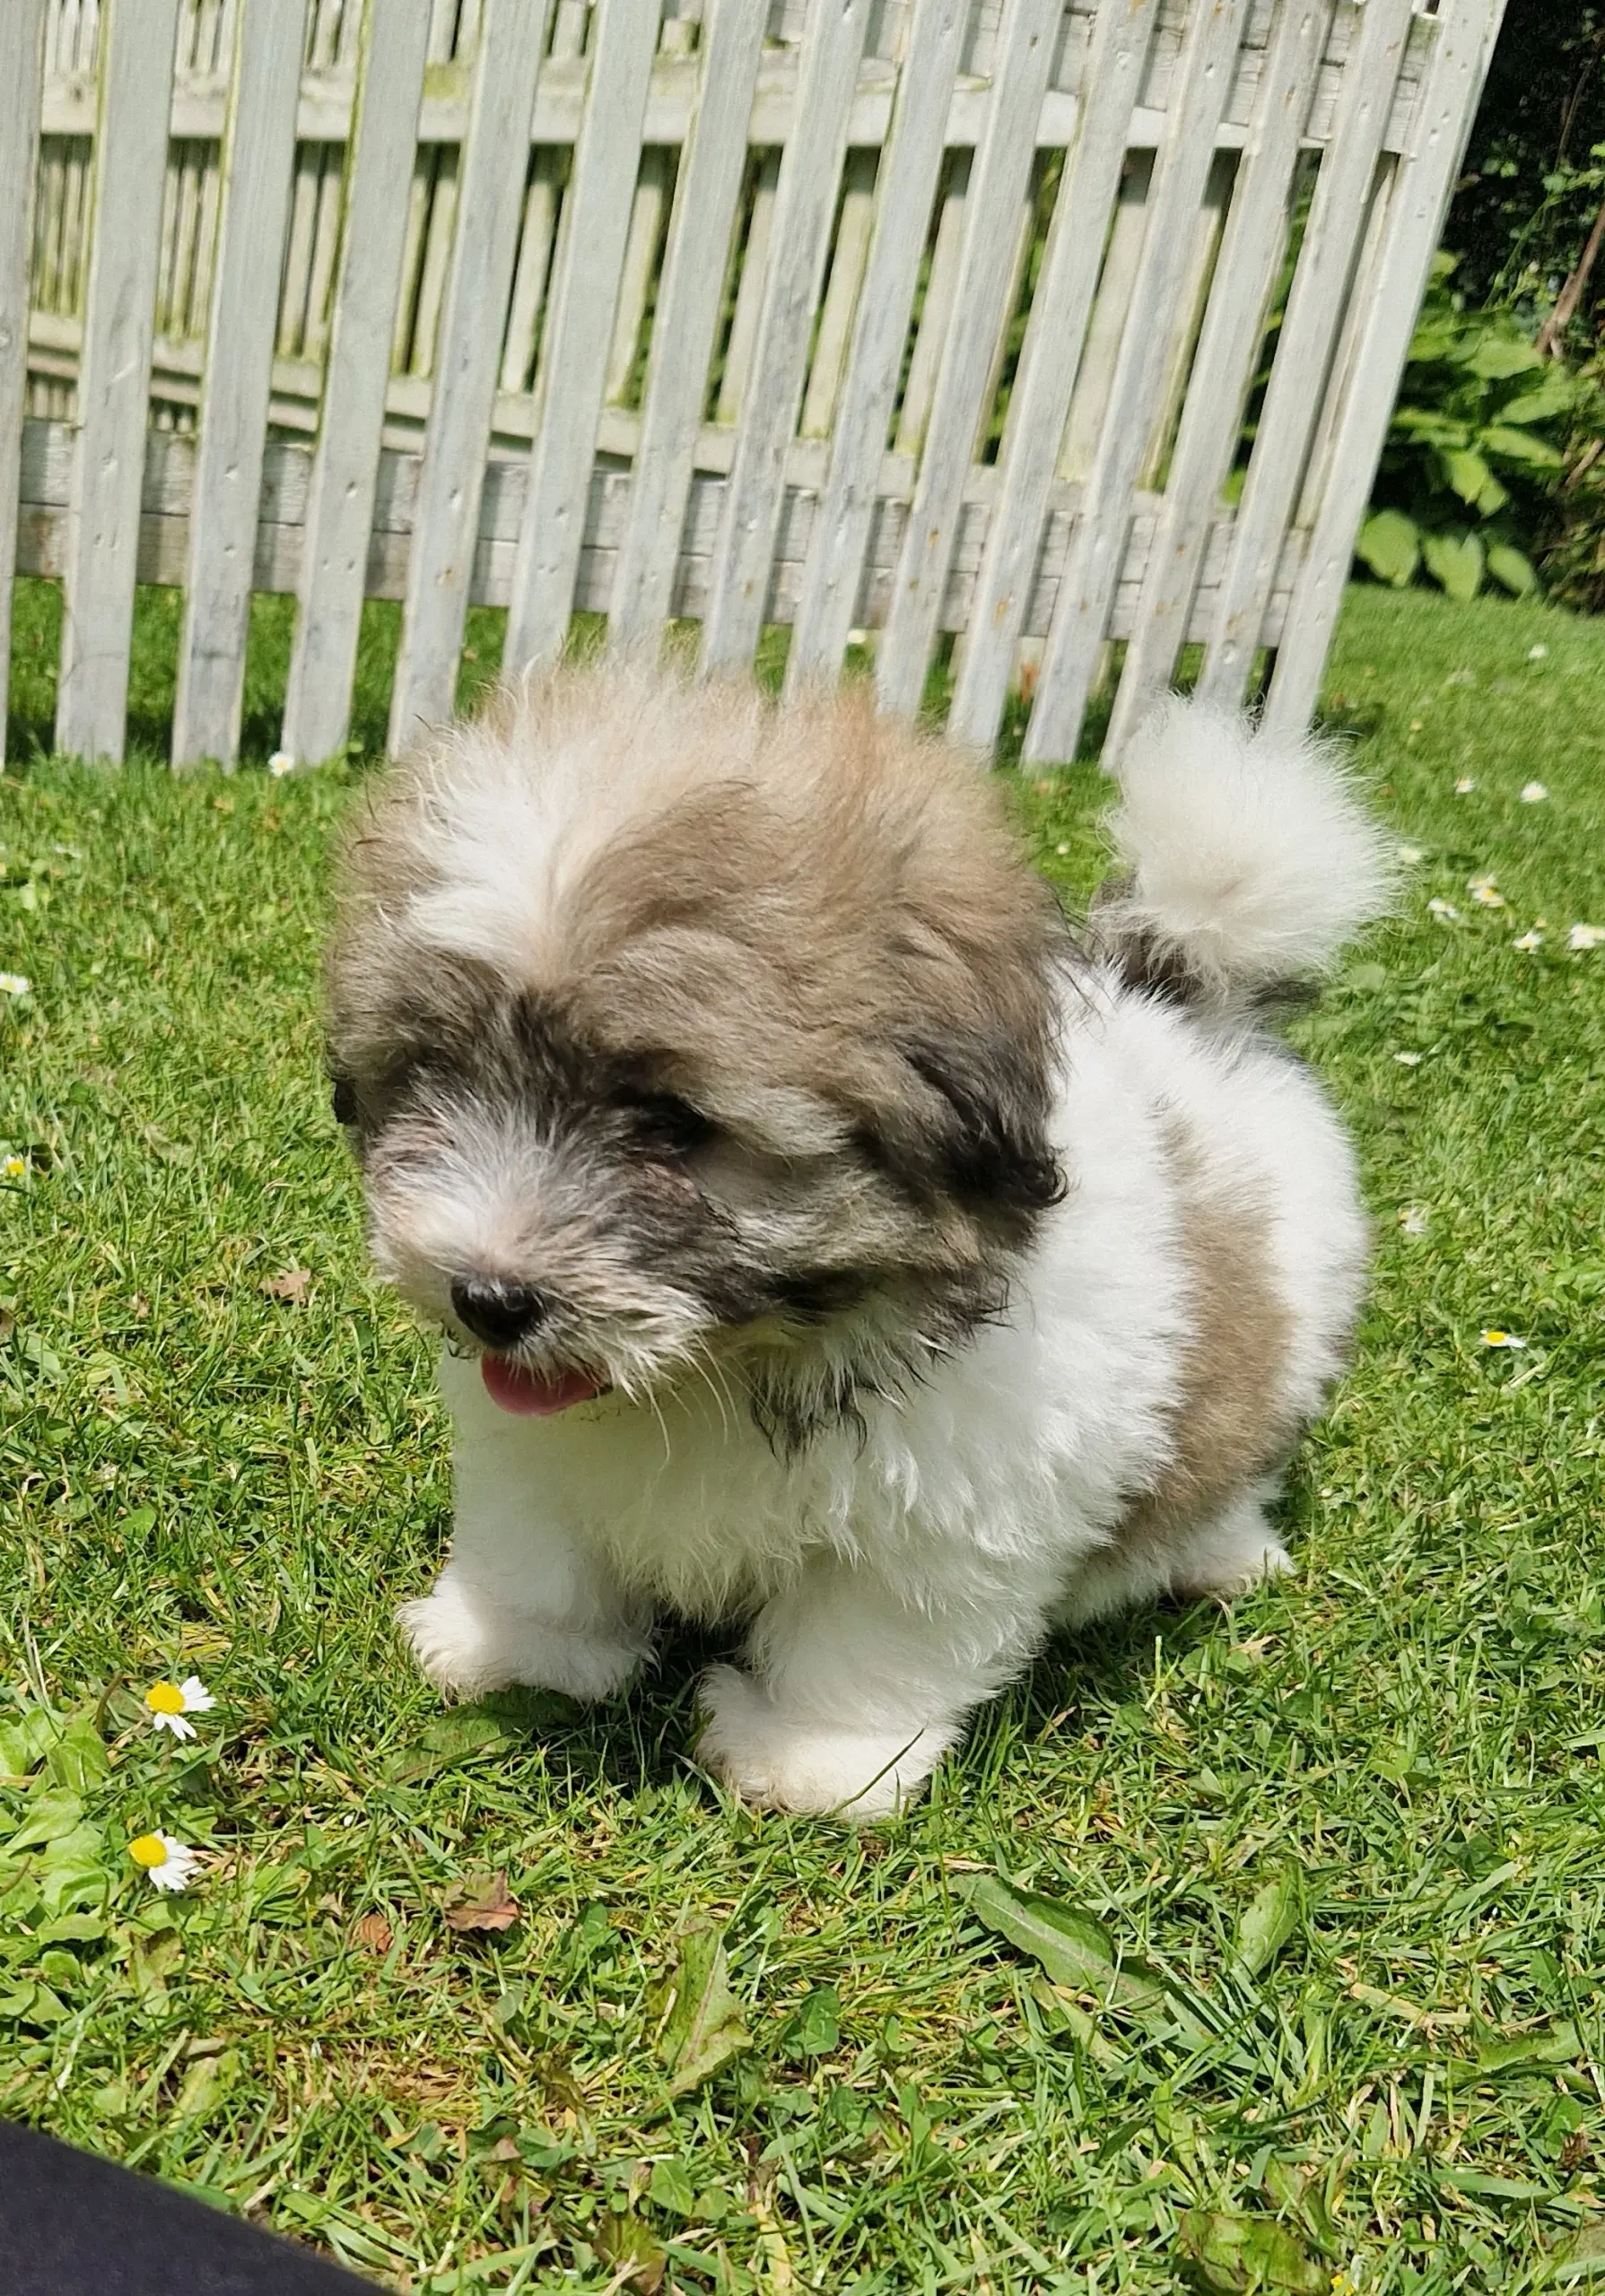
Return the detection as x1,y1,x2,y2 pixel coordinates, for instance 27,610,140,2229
327,665,1064,1442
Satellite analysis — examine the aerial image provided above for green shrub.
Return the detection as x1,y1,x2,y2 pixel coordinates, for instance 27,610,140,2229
1356,257,1595,602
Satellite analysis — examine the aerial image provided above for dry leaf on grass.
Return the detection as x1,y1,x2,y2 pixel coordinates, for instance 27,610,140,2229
260,1269,311,1303
442,1871,520,1934
353,1913,393,1954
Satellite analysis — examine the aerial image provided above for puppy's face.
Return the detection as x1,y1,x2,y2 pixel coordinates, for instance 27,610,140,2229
327,671,1063,1439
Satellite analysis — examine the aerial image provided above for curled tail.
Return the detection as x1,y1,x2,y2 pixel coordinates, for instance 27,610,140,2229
1090,698,1394,1010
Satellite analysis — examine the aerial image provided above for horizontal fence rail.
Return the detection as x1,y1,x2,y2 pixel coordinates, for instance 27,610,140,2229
4,0,1507,767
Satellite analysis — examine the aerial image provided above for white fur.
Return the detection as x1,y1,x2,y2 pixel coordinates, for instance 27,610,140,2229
1109,699,1394,997
397,702,1375,1820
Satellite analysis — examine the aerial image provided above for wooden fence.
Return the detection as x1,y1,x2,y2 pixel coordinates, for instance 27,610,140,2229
0,0,1507,770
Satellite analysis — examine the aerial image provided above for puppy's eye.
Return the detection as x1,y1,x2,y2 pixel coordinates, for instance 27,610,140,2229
624,1092,715,1157
331,1074,358,1126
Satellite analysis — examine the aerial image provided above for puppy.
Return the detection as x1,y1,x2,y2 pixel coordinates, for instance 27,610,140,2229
327,665,1389,1817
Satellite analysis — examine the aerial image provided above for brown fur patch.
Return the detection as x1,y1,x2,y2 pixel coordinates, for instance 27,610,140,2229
1116,1122,1295,1552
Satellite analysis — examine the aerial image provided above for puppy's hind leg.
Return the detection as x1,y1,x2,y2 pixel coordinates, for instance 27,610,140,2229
697,1553,1047,1822
1167,1483,1293,1606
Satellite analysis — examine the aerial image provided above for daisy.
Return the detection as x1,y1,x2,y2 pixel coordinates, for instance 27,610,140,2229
0,973,30,997
1454,778,1476,796
1528,644,1549,661
128,1832,202,1892
1466,875,1505,909
1480,1329,1527,1351
1396,844,1425,866
268,751,295,778
1512,930,1543,952
1427,899,1461,923
1567,924,1605,952
3,1155,25,1180
1520,783,1548,804
1398,1205,1429,1236
143,1675,215,1741
1393,1050,1423,1067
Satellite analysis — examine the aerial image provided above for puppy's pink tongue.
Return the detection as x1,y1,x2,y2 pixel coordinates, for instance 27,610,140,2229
481,1358,603,1415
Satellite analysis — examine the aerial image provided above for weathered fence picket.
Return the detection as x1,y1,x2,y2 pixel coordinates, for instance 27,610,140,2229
4,0,1508,770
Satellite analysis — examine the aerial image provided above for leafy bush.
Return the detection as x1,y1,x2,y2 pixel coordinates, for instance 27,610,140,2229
1356,258,1594,601
1535,348,1605,612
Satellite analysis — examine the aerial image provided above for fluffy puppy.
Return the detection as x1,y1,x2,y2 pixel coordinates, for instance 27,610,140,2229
327,665,1390,1817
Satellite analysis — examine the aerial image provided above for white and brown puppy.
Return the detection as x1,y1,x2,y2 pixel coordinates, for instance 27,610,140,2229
327,665,1389,1817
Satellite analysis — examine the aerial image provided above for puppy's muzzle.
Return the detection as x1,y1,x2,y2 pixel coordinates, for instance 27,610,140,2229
449,1275,551,1350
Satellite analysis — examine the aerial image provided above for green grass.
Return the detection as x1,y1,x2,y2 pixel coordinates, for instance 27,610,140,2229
2,578,1604,2294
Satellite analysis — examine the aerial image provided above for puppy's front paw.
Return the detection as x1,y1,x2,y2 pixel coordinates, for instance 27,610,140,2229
399,1576,644,1701
695,1665,955,1821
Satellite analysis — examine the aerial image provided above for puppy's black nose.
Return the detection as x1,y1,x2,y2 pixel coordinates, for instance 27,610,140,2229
450,1276,550,1349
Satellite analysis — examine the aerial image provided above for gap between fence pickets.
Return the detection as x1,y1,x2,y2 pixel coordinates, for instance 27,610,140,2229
0,0,48,771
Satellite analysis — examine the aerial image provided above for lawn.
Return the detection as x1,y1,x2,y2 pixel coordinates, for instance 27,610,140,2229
2,579,1603,2294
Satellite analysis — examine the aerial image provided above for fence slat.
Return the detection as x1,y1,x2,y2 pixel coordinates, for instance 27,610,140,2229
1193,0,1416,712
946,0,1162,750
697,0,875,675
54,0,182,763
387,0,552,754
171,0,306,769
1105,0,1336,761
1023,0,1253,764
281,0,432,768
0,0,48,769
1264,0,1512,739
503,0,660,676
874,0,1060,718
783,0,967,697
606,0,772,650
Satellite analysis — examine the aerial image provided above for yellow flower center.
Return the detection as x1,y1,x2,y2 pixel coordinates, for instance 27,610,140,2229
128,1834,168,1868
144,1681,186,1714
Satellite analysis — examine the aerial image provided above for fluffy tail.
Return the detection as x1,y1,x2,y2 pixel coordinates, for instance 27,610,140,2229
1092,699,1393,1007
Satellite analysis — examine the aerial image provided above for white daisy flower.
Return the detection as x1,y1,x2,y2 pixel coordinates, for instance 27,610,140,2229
1513,930,1543,952
1528,644,1548,661
0,973,30,997
1398,1205,1429,1236
128,1831,202,1892
3,1154,25,1180
1567,924,1605,952
1467,875,1506,909
143,1675,215,1741
1427,899,1461,923
1393,1051,1424,1067
1480,1329,1527,1351
1520,782,1548,804
1454,778,1476,796
267,751,295,778
1397,844,1425,866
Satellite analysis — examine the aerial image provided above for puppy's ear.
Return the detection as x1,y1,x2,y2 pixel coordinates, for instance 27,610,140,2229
865,1017,1061,1231
899,1029,1064,1216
